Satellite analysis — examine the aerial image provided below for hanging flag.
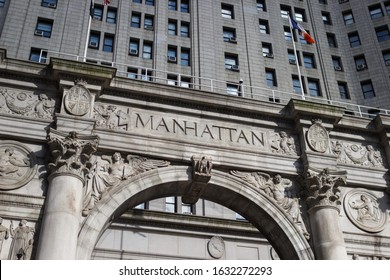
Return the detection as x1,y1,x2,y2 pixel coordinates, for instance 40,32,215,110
103,0,110,5
289,17,315,44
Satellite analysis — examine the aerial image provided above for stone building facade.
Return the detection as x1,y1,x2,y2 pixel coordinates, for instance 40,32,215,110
0,50,389,260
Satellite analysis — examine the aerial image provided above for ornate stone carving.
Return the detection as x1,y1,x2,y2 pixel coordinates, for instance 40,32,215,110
270,131,298,155
344,189,388,233
192,155,212,183
306,119,329,153
0,217,9,255
82,153,170,216
304,167,347,209
8,219,35,260
0,141,37,190
94,104,131,130
207,236,225,259
230,171,310,239
331,141,386,168
46,129,99,178
0,88,56,119
63,80,92,116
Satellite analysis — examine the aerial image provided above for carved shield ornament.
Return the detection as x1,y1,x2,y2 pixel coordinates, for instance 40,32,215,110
0,141,37,190
64,83,91,116
344,189,388,233
306,119,329,153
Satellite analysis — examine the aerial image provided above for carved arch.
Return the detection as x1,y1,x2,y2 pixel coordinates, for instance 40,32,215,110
76,166,314,260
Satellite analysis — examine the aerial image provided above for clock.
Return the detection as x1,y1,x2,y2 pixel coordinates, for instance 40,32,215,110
207,236,225,259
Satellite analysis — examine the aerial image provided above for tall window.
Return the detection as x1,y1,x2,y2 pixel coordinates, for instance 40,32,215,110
376,26,390,42
284,26,293,41
106,8,117,24
265,69,277,87
369,5,383,19
338,82,350,99
294,8,306,22
35,18,53,38
127,67,138,79
181,0,189,13
143,41,153,59
322,12,331,25
168,45,177,62
181,48,190,66
332,56,343,71
262,43,273,57
280,5,291,19
168,19,177,35
292,76,304,94
144,15,154,30
259,19,269,34
181,22,190,37
165,197,176,212
103,34,114,52
385,2,390,15
361,80,375,99
221,3,234,19
224,53,239,70
342,10,354,25
226,83,239,96
41,0,57,8
308,79,321,97
92,5,103,20
131,12,141,28
288,49,298,64
382,50,390,66
354,55,367,71
303,53,315,68
141,69,153,81
167,74,178,86
168,0,177,10
327,33,337,48
348,32,361,47
256,0,266,11
223,27,236,42
129,38,139,56
89,31,100,48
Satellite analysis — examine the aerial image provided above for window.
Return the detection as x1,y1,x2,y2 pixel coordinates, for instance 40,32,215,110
383,50,390,66
223,27,236,42
280,5,291,19
376,26,390,42
259,19,269,34
221,3,234,19
256,0,266,11
226,83,239,96
288,49,299,65
181,48,190,66
144,15,154,30
303,53,315,68
265,69,277,87
141,69,153,81
29,48,47,63
41,0,57,8
181,22,190,37
168,19,177,35
134,203,147,210
106,8,117,24
129,38,139,56
168,0,177,10
262,43,273,57
127,67,138,79
327,33,337,47
103,34,114,52
386,2,390,15
225,53,239,70
35,18,53,38
308,79,321,97
92,5,103,20
143,41,153,59
145,0,154,5
167,75,178,86
322,12,331,25
165,197,176,212
131,12,141,28
294,8,306,22
168,45,177,62
181,0,189,13
338,82,350,99
292,76,304,94
342,11,354,25
369,5,383,19
180,77,192,88
89,31,100,48
354,55,367,71
361,80,375,99
133,0,142,3
319,0,327,4
332,56,343,71
181,201,193,214
284,26,293,41
348,32,360,47
299,30,313,44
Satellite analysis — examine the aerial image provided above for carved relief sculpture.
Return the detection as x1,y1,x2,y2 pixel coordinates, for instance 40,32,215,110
63,80,92,116
94,104,131,130
46,129,99,178
306,119,329,153
192,155,212,182
271,131,298,156
0,88,55,119
344,189,388,233
230,171,310,239
83,153,170,215
0,141,37,190
331,141,386,168
0,217,9,255
8,220,35,260
304,167,347,209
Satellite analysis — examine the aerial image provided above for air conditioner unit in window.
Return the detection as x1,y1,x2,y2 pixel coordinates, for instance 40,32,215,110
334,66,342,71
385,60,390,66
356,64,366,71
289,59,296,65
265,53,274,58
144,25,154,31
231,65,240,71
229,37,237,43
168,56,177,62
129,49,138,55
47,3,57,8
89,41,98,48
34,30,44,36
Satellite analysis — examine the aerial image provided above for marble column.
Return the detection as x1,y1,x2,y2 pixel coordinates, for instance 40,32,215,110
36,129,98,259
304,167,348,260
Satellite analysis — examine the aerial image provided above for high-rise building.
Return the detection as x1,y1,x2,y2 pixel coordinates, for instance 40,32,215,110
0,0,389,261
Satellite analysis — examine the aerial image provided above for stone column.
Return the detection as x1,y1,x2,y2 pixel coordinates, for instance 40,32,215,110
304,167,347,260
36,129,98,259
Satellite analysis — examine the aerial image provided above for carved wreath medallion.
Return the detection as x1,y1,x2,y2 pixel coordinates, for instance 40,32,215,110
207,236,225,259
344,189,388,233
64,83,91,116
0,141,37,190
306,119,328,153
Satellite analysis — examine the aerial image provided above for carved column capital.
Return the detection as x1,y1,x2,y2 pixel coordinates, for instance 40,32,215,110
46,128,99,179
304,167,347,210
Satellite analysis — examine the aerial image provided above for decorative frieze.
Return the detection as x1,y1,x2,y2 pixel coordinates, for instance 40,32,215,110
270,131,298,156
82,152,170,216
0,88,56,119
46,129,99,178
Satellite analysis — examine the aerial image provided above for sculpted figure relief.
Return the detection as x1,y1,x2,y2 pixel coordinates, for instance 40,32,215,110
0,217,9,254
8,220,35,260
0,148,29,177
271,131,297,155
94,104,131,130
83,153,170,215
350,194,380,222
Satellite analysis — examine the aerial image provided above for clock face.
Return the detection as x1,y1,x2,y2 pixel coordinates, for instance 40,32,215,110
208,236,225,259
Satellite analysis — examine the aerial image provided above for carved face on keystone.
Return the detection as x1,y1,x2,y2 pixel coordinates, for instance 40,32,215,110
113,152,122,162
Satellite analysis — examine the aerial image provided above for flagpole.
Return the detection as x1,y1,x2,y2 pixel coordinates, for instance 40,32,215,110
289,15,305,100
83,0,94,62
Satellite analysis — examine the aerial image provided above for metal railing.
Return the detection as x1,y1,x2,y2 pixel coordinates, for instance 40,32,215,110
39,50,390,119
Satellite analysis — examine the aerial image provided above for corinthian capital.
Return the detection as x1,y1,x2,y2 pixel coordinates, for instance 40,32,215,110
46,129,99,178
304,167,347,209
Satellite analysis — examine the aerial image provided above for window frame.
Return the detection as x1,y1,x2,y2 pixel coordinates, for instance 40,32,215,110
41,0,57,8
142,41,153,59
256,0,266,12
35,18,54,38
342,10,354,25
103,34,114,52
338,82,350,99
180,22,190,37
106,7,117,24
361,80,375,99
369,5,383,19
265,68,277,87
221,3,234,19
348,32,361,47
180,48,190,66
376,26,390,42
307,79,321,97
168,19,177,35
259,19,269,34
131,12,141,28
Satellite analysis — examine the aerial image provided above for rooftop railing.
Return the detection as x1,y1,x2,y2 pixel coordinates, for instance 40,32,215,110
39,50,390,119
